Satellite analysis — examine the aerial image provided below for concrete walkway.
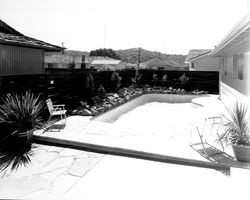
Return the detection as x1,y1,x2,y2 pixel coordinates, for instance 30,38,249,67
1,96,250,199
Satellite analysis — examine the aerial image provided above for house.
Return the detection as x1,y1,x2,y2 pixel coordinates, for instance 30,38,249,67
126,63,140,69
45,53,85,69
86,56,127,71
211,13,250,104
45,55,126,71
0,19,63,75
140,58,176,70
185,49,220,71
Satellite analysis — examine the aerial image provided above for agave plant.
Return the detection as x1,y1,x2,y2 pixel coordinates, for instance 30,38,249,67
0,91,45,175
218,101,250,146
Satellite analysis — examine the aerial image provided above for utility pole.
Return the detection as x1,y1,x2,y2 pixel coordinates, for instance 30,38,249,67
104,24,106,48
137,47,141,68
61,42,65,54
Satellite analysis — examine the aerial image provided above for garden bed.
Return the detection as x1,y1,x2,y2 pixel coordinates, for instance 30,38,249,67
69,85,209,117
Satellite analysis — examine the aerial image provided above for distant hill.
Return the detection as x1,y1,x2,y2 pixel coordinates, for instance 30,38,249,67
65,50,89,57
64,48,187,67
116,48,187,67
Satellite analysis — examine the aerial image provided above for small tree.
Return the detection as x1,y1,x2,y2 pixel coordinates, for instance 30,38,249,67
152,73,158,85
179,73,189,89
111,71,122,92
84,72,95,105
89,48,121,60
131,69,142,87
162,73,168,86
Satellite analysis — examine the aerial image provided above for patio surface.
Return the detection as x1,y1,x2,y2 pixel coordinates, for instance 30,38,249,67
1,95,250,199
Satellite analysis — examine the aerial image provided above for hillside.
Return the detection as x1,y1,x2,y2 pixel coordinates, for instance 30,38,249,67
65,50,89,57
116,48,186,67
65,48,187,67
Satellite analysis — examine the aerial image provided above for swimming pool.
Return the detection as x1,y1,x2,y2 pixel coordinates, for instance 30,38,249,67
90,93,204,157
92,94,202,123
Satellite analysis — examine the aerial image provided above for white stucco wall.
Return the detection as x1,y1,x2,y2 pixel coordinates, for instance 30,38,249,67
193,55,220,71
221,52,250,98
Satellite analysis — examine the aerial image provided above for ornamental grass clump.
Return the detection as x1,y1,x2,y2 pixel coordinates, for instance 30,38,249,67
0,91,45,175
218,101,250,146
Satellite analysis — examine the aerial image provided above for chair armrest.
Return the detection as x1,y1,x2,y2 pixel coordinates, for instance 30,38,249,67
52,108,63,111
53,104,65,109
53,104,65,107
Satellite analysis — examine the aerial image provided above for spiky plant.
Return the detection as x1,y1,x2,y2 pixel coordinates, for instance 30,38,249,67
0,91,45,175
218,101,250,146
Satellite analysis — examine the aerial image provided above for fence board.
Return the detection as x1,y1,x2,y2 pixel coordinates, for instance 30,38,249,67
0,69,219,109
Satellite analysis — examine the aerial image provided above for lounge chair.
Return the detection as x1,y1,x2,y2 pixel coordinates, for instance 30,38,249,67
190,116,238,175
46,98,67,125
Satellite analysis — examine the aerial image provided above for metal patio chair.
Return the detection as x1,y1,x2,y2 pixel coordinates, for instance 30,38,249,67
190,116,238,175
46,98,67,126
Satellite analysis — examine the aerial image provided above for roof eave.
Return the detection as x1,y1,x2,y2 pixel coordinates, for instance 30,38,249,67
0,40,64,52
211,13,250,56
186,51,211,62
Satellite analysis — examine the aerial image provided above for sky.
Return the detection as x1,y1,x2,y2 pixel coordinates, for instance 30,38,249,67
0,0,249,55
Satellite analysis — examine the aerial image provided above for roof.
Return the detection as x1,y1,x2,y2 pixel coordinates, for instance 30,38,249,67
0,19,24,36
211,13,250,56
45,55,121,65
85,56,117,63
185,49,212,63
91,58,121,65
141,58,175,68
45,54,83,64
0,32,63,51
0,19,63,51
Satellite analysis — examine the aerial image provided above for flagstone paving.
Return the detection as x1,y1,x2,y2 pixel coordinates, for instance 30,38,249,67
1,96,250,199
0,145,105,199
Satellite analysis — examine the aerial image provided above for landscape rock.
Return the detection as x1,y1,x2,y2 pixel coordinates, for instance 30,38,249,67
79,109,92,116
90,107,99,116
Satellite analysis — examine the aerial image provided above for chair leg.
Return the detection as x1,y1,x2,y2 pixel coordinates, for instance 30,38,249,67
64,114,66,125
60,114,64,125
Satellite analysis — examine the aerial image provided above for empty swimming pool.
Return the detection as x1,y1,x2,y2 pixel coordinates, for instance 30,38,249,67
90,94,204,158
92,94,202,123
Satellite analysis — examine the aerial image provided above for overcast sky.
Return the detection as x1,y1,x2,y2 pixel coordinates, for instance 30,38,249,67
0,0,249,54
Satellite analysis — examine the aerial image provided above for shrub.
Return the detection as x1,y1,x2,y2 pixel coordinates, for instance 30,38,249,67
84,72,95,105
131,69,142,87
152,73,158,85
111,71,122,92
0,91,45,175
179,73,189,88
97,85,107,98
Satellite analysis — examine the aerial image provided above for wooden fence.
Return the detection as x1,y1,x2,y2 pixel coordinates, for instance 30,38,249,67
138,69,219,93
0,69,219,109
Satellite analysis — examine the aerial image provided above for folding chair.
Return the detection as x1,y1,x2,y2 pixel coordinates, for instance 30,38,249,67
46,98,67,125
190,116,238,176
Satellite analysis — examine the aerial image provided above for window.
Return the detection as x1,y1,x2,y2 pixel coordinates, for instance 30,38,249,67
233,54,244,80
237,54,244,80
190,62,195,69
48,63,53,68
221,57,227,75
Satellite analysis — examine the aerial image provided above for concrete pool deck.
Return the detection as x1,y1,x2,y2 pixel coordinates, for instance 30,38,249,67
1,95,250,199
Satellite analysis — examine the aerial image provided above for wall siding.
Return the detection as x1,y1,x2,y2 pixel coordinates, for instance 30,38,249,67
221,52,250,98
194,56,220,71
0,44,44,75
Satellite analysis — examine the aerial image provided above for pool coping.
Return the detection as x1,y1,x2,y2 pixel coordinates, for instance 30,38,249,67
33,135,233,173
33,93,250,175
91,92,211,122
